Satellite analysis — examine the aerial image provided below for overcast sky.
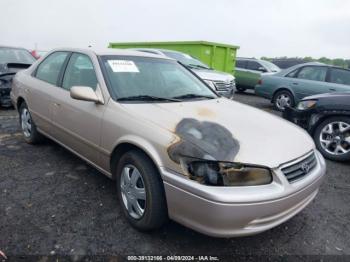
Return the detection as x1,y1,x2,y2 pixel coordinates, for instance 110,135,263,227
1,0,349,59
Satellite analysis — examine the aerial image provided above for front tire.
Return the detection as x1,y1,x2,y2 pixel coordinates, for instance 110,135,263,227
236,86,246,92
19,102,43,144
115,150,168,231
313,116,350,161
273,90,295,111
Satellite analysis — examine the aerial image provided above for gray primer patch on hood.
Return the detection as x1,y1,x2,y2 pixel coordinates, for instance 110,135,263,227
168,118,240,163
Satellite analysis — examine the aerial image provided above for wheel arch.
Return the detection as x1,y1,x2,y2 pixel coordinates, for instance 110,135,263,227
271,87,296,102
16,96,25,112
109,138,164,181
310,112,350,135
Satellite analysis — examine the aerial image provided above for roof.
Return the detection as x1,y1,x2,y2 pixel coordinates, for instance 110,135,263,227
276,62,327,76
128,48,165,55
131,47,185,55
44,47,173,60
0,45,29,51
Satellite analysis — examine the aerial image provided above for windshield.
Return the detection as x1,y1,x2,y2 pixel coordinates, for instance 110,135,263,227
101,56,217,102
161,51,210,70
260,60,281,72
0,47,35,64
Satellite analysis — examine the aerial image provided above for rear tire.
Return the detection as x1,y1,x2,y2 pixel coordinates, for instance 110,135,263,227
19,102,44,144
313,116,350,161
115,150,168,231
273,90,295,111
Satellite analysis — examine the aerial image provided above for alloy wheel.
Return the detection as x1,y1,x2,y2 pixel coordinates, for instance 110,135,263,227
120,164,147,219
21,108,32,138
275,94,292,110
319,121,350,156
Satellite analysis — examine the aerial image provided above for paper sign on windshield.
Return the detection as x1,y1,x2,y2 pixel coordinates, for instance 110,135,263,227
108,60,139,73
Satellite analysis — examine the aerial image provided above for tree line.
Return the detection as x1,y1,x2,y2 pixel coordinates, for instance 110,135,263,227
261,56,350,69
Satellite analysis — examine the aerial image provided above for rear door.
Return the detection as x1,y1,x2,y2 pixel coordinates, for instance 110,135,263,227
245,61,264,88
50,52,105,165
235,59,259,88
27,51,70,133
292,66,330,99
327,68,350,92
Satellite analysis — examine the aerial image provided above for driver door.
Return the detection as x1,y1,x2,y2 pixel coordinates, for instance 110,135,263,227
50,52,105,165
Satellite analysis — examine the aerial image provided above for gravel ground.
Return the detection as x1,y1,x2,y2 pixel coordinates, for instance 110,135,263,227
0,92,349,260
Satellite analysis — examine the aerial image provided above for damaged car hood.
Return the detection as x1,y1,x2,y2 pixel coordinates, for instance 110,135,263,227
121,98,315,168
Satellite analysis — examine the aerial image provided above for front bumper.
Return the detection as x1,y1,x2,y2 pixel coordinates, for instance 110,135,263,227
0,88,13,107
161,150,326,237
283,106,312,130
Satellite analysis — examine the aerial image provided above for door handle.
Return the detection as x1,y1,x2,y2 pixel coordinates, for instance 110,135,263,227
329,88,336,91
53,102,61,107
292,82,298,85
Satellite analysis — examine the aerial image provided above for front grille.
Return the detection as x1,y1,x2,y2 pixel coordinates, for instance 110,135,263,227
281,153,317,182
0,88,11,96
213,80,235,91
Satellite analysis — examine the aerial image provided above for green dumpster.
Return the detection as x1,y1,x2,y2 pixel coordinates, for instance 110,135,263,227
108,41,240,75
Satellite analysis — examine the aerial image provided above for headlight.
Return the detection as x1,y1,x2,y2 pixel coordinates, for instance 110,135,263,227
297,100,317,110
204,80,216,90
231,77,236,86
180,158,272,186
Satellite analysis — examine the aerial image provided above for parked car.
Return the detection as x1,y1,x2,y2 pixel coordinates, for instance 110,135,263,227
235,57,280,92
0,46,35,107
255,62,350,111
283,92,350,161
131,48,236,98
11,48,326,237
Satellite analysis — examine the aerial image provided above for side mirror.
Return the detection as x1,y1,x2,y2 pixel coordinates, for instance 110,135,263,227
258,66,267,73
70,86,101,103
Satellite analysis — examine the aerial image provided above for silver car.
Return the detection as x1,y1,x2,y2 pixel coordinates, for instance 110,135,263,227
132,48,236,98
11,48,326,237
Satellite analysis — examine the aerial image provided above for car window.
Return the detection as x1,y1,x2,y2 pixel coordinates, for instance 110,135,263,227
0,47,36,64
297,66,327,82
259,60,280,72
247,61,262,71
62,53,98,90
329,68,350,86
35,52,69,85
236,60,246,69
286,69,299,78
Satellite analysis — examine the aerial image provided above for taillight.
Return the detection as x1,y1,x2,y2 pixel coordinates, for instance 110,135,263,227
31,50,40,60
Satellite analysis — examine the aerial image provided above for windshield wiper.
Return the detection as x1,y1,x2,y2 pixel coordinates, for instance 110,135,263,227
117,95,181,102
187,64,211,70
172,94,216,100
